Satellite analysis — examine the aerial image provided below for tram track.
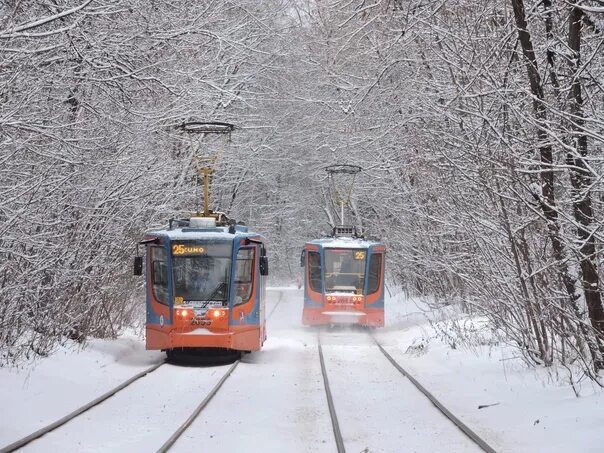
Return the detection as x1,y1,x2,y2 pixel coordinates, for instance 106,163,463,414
372,337,498,453
266,288,284,320
317,329,498,453
3,290,285,453
4,360,242,453
0,361,165,453
318,333,345,453
156,360,240,452
157,290,283,451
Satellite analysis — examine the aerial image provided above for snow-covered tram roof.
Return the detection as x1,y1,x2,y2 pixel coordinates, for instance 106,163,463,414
305,236,383,249
144,224,265,242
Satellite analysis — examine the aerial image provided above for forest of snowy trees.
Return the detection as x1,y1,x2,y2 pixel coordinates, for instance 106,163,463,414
1,0,604,381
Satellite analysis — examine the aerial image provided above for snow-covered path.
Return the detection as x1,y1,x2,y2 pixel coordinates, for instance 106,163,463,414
2,288,603,452
319,330,481,453
2,289,482,452
172,288,333,452
21,363,234,452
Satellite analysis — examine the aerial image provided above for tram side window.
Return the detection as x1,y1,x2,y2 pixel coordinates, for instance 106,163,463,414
367,254,382,295
308,251,322,292
234,248,254,305
151,247,169,305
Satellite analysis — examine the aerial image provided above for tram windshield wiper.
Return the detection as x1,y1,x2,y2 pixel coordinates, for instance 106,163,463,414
207,282,227,302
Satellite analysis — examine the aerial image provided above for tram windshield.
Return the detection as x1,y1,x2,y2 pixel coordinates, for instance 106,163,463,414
171,242,232,302
324,248,366,293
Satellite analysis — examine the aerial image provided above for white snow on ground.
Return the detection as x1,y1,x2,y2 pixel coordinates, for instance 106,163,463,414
0,287,602,452
375,289,604,453
319,331,481,453
0,336,164,446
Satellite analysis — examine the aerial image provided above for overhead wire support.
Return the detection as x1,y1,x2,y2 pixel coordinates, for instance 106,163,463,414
325,164,361,227
178,120,235,218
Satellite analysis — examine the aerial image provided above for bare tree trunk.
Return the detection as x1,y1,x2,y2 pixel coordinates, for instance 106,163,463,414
510,0,602,370
496,177,547,364
566,6,604,365
510,0,575,303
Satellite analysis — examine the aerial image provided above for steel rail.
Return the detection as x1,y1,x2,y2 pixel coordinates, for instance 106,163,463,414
318,334,346,453
266,290,284,320
373,338,498,453
0,361,165,453
158,287,273,450
157,359,240,453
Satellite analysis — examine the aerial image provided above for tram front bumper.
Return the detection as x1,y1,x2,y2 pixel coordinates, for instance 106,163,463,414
302,307,384,327
171,326,263,351
170,328,234,349
146,325,263,352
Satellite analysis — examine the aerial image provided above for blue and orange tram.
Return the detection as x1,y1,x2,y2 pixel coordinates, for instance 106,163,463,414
134,214,268,359
301,225,385,327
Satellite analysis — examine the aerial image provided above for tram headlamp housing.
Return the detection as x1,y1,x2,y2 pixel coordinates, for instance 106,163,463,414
207,308,229,330
176,309,192,318
211,309,225,318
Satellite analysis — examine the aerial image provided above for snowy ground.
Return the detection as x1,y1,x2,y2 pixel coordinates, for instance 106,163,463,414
0,288,602,452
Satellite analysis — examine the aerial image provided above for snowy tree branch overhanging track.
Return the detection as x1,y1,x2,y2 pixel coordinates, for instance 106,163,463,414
317,329,497,453
0,362,165,453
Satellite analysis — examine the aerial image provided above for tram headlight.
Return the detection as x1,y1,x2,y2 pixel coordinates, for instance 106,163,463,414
175,309,192,318
205,308,228,330
211,309,226,318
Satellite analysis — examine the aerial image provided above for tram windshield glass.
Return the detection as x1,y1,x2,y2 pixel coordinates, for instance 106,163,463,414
171,241,232,302
324,248,366,293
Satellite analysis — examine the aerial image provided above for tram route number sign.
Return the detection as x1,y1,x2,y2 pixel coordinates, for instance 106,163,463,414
354,251,366,260
330,249,366,260
172,244,205,256
171,242,231,257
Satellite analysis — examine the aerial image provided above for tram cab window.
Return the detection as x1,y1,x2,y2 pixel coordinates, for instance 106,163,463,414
367,253,383,295
234,248,254,305
151,246,169,305
308,251,322,292
172,242,232,303
324,249,366,293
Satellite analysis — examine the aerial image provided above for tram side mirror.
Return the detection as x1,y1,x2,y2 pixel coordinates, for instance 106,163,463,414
133,256,143,276
260,256,269,276
300,250,306,267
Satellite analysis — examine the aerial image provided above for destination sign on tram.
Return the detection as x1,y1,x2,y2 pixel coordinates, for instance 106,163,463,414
328,248,366,260
171,241,232,257
172,244,205,256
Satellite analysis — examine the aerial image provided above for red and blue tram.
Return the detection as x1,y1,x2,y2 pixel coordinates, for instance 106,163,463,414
134,215,268,359
301,226,385,327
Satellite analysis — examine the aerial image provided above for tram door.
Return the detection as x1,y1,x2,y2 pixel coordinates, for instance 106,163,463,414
365,249,385,306
232,245,256,325
145,241,172,350
258,246,268,342
231,242,268,326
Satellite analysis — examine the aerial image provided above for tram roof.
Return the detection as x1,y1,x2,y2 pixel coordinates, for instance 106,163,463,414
145,225,264,242
305,236,383,249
